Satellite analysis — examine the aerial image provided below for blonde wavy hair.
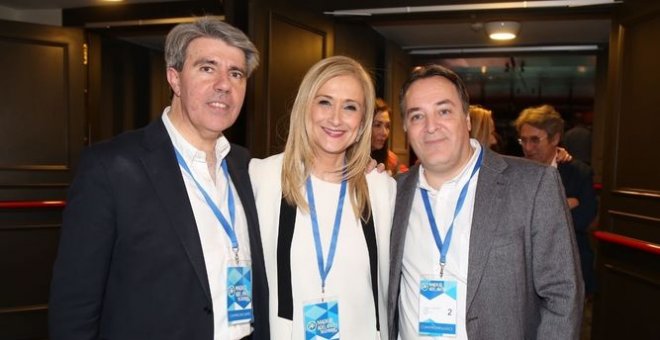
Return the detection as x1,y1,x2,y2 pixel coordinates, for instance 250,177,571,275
281,56,375,220
469,105,494,146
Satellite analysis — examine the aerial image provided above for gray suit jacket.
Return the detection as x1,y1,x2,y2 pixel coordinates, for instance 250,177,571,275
387,147,584,339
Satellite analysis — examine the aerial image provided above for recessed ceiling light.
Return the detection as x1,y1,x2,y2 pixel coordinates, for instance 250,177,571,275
485,21,521,40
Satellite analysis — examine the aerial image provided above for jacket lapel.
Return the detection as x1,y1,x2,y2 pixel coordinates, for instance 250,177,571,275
466,149,508,311
140,119,212,302
388,165,420,336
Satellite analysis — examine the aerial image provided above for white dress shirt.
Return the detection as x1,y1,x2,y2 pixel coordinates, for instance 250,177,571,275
162,108,252,340
399,140,482,340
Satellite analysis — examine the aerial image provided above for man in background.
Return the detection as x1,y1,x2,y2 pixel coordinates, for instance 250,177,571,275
515,104,598,297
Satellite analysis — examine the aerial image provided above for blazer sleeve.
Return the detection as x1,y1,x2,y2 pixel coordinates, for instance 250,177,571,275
572,166,597,233
49,147,116,340
532,167,585,340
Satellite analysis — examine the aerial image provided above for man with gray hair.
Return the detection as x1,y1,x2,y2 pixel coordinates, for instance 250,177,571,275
49,17,269,340
515,104,598,298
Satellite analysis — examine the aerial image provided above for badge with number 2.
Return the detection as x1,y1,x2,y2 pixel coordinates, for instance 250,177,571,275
418,277,457,337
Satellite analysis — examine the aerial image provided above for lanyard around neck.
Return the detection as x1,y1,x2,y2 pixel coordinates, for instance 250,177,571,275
305,174,347,295
421,147,483,277
175,149,239,261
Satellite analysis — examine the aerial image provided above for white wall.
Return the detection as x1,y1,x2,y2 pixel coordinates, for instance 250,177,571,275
0,5,61,26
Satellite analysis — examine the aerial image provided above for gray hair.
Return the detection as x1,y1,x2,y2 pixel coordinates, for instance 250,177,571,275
165,17,259,76
514,104,565,138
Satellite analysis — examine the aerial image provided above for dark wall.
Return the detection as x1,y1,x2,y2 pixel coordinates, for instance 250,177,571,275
333,21,386,96
0,19,85,339
87,33,170,143
244,0,332,157
592,2,660,339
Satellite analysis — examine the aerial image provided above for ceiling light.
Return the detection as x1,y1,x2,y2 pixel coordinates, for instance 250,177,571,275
324,0,621,16
485,21,520,40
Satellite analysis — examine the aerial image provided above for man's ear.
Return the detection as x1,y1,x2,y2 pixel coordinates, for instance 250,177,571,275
466,113,472,132
549,133,561,146
166,67,181,97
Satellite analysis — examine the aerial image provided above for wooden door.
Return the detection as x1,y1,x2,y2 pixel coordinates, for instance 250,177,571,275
592,2,660,339
0,19,85,340
246,0,334,157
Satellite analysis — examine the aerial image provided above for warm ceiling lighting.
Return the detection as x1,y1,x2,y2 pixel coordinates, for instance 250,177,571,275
324,0,621,16
485,21,520,40
409,45,600,55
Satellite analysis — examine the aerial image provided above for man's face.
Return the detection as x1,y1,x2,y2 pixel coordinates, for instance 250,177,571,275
167,37,247,140
519,123,559,165
403,76,472,177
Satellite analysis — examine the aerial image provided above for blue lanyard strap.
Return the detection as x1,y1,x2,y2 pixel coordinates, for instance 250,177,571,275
421,147,483,276
305,175,347,294
175,149,238,259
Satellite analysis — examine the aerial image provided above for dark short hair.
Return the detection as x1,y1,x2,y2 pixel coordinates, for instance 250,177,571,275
399,64,470,119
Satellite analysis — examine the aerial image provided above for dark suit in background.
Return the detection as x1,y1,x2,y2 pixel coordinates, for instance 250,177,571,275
558,159,598,294
48,120,269,340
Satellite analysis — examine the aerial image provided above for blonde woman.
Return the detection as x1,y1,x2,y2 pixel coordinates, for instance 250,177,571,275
250,56,395,339
468,105,498,149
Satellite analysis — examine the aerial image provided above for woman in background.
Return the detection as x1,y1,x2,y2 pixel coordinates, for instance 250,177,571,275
469,104,499,150
250,56,395,339
469,104,573,161
371,98,409,176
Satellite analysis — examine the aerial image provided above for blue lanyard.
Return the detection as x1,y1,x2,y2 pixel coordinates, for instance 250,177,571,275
175,149,239,261
421,148,483,277
305,175,347,295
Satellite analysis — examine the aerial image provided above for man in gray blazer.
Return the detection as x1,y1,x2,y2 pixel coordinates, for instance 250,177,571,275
387,65,584,339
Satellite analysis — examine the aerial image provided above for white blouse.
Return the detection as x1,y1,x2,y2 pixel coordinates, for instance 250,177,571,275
250,154,395,340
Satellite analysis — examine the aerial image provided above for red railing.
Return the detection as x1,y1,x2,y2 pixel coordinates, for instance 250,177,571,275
0,200,66,209
593,230,660,255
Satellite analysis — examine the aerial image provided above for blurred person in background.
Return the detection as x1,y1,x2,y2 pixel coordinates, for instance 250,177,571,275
371,98,409,176
515,104,598,298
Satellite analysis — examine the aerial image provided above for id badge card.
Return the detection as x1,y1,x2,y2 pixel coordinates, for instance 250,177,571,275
226,260,253,325
418,275,457,337
303,298,340,340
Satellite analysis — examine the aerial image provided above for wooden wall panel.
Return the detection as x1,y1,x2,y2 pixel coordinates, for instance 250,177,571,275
267,14,326,155
0,20,84,197
592,243,660,339
385,41,412,165
0,308,48,340
333,21,384,92
608,209,660,244
614,14,660,194
247,0,333,158
0,19,84,340
0,40,68,170
0,225,60,307
593,2,660,339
